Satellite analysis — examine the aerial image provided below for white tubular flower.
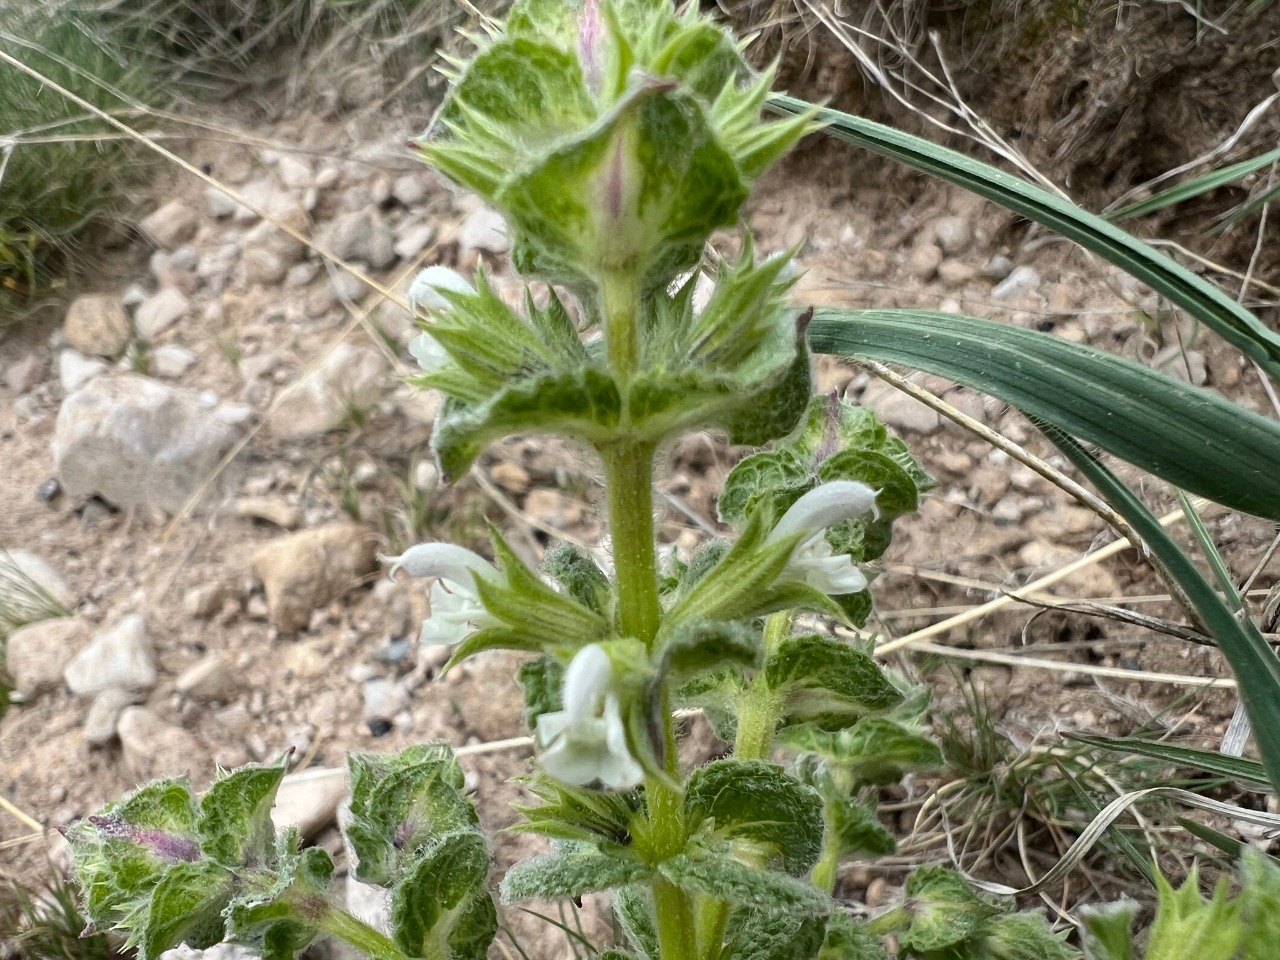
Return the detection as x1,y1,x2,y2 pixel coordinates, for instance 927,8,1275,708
408,266,474,313
767,481,879,596
535,644,644,791
407,267,474,374
382,543,500,647
408,330,449,374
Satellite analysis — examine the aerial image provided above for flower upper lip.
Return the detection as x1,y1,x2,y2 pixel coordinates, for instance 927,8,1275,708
382,543,501,647
767,480,880,596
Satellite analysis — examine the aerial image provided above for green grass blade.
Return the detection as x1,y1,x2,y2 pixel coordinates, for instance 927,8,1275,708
1220,179,1280,231
1070,734,1268,788
807,309,1280,521
770,95,1280,379
1175,818,1246,859
1176,491,1243,611
1044,426,1280,795
1107,147,1280,222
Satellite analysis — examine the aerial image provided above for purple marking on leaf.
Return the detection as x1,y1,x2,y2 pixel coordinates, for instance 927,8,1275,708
88,814,200,861
393,818,415,849
579,0,602,94
814,389,843,466
606,143,625,221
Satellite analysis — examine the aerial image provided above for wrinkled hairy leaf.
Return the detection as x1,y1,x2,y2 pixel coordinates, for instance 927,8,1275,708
684,759,825,875
658,851,830,915
196,759,287,869
1239,848,1280,960
66,778,202,928
517,655,565,729
1078,900,1139,960
723,908,828,960
807,307,1280,522
765,635,902,728
773,95,1280,380
613,884,660,960
542,542,613,616
820,915,889,960
137,860,232,960
392,829,497,960
500,841,653,902
344,744,478,887
779,718,943,787
658,619,762,683
896,866,1001,954
432,366,622,480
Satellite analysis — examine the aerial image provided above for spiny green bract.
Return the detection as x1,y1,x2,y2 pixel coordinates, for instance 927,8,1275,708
414,0,813,290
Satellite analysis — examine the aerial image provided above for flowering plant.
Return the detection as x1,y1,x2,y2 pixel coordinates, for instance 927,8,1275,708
63,2,1084,958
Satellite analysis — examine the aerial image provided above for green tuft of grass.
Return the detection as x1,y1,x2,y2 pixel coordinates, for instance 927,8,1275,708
0,875,123,960
0,12,156,305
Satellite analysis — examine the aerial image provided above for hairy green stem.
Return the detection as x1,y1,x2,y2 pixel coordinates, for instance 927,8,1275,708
602,441,662,646
694,613,793,958
315,902,415,960
602,269,640,389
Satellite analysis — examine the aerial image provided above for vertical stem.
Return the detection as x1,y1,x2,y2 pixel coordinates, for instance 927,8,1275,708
602,269,640,390
598,271,695,959
602,441,662,646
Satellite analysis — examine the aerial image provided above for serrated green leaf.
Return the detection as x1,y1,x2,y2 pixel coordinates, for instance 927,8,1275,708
975,912,1082,960
817,449,917,516
1239,848,1280,960
723,908,828,960
779,719,943,787
345,745,478,887
1144,868,1242,960
1077,900,1139,960
765,635,901,728
725,318,813,447
613,885,660,960
67,779,202,929
900,866,1001,954
517,656,565,728
774,95,1280,380
820,914,888,960
137,860,232,959
432,366,622,480
392,829,496,960
658,852,830,915
658,620,761,683
807,308,1280,522
822,792,895,862
719,450,809,524
196,760,286,868
684,760,825,875
500,841,653,902
543,542,613,616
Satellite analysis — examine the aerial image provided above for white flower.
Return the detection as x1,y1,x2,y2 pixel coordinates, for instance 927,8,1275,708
408,330,449,374
535,644,644,790
767,480,879,596
407,267,474,373
382,543,500,646
408,266,474,314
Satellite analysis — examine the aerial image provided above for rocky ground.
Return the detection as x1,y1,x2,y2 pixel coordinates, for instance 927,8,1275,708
1,88,1275,955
